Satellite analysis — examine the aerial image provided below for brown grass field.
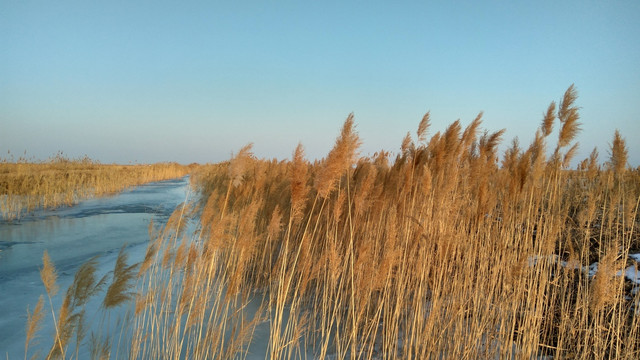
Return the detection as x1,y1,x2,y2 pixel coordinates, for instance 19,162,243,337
0,154,191,221
24,86,640,359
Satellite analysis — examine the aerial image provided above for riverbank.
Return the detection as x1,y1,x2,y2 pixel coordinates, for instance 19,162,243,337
0,156,191,221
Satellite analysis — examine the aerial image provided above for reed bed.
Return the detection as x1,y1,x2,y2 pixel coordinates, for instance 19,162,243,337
0,154,191,221
26,86,640,359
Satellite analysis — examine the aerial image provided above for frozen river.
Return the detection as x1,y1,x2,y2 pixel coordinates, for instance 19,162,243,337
0,177,190,358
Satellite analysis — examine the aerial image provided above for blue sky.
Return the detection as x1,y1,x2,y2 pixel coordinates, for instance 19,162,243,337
2,1,639,165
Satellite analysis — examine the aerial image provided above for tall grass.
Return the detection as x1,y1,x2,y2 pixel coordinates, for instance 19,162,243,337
0,153,191,221
25,86,640,359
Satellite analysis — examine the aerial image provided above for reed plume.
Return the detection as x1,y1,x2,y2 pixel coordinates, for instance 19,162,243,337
229,143,254,188
67,256,106,308
315,113,361,198
38,251,68,359
104,246,139,309
40,251,59,298
609,129,628,176
541,101,556,137
562,142,580,168
290,143,309,220
47,297,74,359
267,205,283,239
443,120,462,156
478,128,506,160
24,295,44,360
589,250,619,314
557,84,581,148
417,112,431,143
353,162,376,217
401,132,414,157
587,147,600,177
138,235,159,277
461,112,483,150
220,143,254,219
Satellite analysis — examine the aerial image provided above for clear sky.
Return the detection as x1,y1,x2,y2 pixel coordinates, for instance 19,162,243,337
2,0,639,166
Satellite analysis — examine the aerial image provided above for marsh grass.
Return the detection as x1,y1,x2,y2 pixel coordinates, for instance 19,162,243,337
0,154,190,221
25,86,640,359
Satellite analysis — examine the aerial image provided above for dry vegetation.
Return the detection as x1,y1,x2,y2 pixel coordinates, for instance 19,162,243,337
26,86,640,359
0,153,191,221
